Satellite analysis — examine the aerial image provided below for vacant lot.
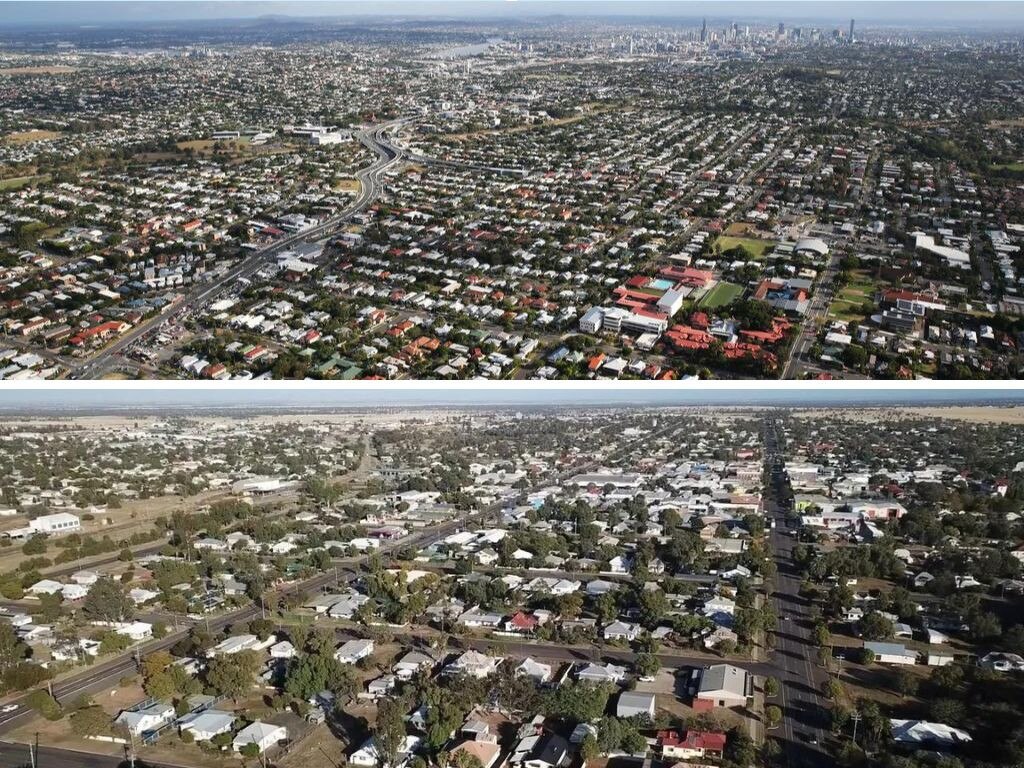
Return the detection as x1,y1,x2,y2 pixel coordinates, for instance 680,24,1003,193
828,272,877,321
698,281,744,309
3,129,62,145
0,65,77,75
0,174,49,191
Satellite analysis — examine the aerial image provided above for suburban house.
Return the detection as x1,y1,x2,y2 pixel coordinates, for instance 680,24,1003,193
393,650,436,680
115,702,176,736
865,641,917,665
335,639,374,664
577,662,627,684
658,730,727,760
890,720,972,749
450,740,502,768
349,735,422,768
178,710,235,741
603,620,641,642
233,721,287,754
516,657,553,683
444,650,501,679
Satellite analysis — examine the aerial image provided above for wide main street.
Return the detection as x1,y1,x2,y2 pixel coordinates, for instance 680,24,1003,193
763,421,830,768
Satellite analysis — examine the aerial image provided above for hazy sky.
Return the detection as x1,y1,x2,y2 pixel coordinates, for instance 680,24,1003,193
0,387,1020,412
2,1,1023,27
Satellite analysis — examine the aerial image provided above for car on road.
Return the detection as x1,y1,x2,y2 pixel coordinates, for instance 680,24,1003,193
1,704,18,713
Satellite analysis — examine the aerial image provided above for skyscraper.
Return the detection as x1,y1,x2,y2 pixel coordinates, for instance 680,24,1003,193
849,19,856,43
700,18,707,43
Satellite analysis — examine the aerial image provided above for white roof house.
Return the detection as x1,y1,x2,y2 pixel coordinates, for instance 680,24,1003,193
178,710,236,741
60,583,89,601
27,579,64,596
335,639,374,664
516,657,552,683
891,720,972,748
209,634,261,657
115,702,175,736
349,735,422,768
269,640,297,659
71,570,99,586
444,650,501,679
233,721,287,754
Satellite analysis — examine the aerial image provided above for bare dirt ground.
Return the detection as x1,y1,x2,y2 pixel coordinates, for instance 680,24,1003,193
3,129,63,144
0,65,77,75
281,723,347,768
797,406,1024,424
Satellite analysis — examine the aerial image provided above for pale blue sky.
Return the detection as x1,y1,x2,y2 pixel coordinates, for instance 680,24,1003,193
2,1,1023,27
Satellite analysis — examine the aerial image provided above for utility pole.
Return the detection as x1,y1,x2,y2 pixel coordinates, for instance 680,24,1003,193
851,710,862,744
127,729,137,768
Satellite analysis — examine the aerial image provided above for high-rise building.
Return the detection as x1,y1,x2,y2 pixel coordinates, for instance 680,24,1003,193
849,18,856,43
700,18,708,43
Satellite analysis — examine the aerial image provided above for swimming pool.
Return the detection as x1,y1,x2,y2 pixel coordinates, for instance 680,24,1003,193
649,278,675,291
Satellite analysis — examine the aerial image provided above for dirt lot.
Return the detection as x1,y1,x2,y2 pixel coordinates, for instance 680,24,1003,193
0,65,76,75
3,129,62,144
798,406,1024,425
281,723,347,768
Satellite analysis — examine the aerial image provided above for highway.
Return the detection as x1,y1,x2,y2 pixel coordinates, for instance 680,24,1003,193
71,119,409,380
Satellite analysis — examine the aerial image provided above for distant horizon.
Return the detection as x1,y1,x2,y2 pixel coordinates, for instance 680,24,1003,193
0,386,1022,413
2,1,1024,29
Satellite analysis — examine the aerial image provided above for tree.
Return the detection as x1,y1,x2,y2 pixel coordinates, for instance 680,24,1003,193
70,706,112,737
207,650,259,702
812,623,831,647
580,733,599,760
893,669,919,697
99,631,131,655
929,698,966,726
635,653,660,678
240,743,261,759
22,536,47,556
970,612,1002,640
824,678,844,700
859,612,894,641
765,705,782,729
284,654,356,701
82,578,133,623
141,650,174,680
545,682,612,724
764,677,780,697
451,751,484,768
144,671,176,700
25,689,62,720
248,618,275,641
0,623,27,671
374,696,407,768
620,727,647,754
